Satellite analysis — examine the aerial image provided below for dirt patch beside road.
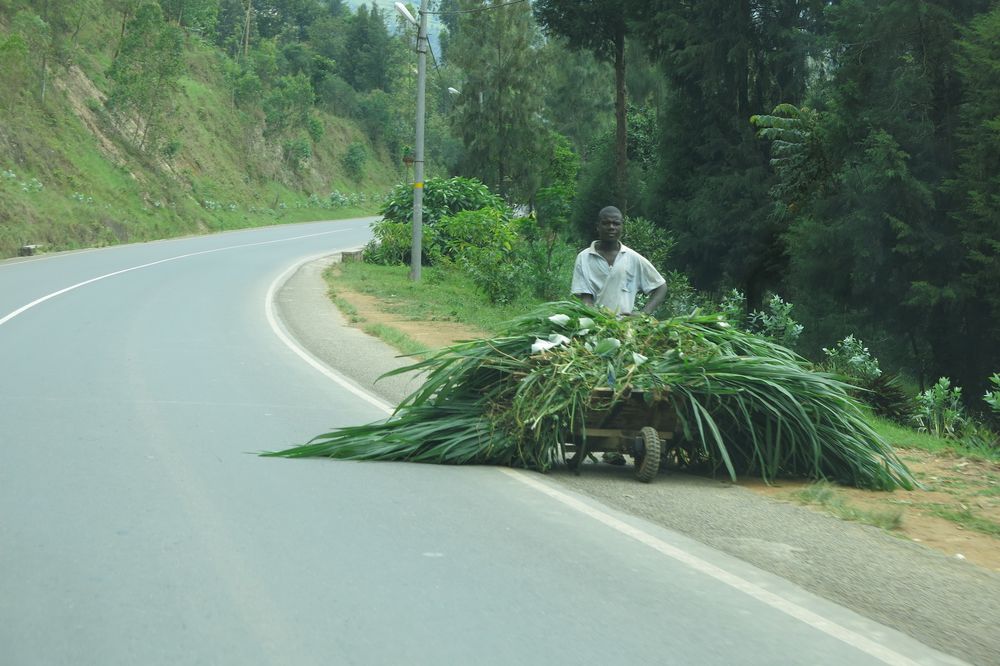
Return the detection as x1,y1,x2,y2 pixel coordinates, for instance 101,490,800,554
327,273,1000,574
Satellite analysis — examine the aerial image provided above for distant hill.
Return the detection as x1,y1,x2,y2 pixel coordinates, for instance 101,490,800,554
0,5,401,258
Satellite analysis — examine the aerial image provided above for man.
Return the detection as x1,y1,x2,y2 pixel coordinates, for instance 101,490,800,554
571,206,668,316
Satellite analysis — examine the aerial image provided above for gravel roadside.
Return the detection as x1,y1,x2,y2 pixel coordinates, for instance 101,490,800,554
275,254,1000,666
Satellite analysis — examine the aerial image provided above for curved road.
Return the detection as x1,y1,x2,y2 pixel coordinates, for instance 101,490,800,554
0,219,968,665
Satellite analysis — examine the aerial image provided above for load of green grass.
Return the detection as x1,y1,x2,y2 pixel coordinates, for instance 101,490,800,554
265,301,916,490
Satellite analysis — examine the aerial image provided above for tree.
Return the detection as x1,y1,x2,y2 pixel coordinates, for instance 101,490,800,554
0,32,30,110
633,0,821,306
533,0,630,207
107,2,185,151
751,0,994,393
449,0,550,202
949,4,1000,396
538,38,613,158
335,4,396,93
11,0,79,103
159,0,220,33
10,10,50,102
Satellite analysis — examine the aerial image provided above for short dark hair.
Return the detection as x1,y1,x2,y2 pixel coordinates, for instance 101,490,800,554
598,206,622,219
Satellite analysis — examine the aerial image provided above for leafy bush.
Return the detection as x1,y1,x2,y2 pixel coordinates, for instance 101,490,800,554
435,208,516,257
282,135,311,171
460,244,528,305
342,142,367,181
858,372,913,423
661,270,709,318
823,335,882,382
363,218,412,265
711,289,743,325
263,73,313,135
315,74,358,117
819,336,911,421
985,373,1000,416
913,377,966,439
380,176,506,228
520,227,577,302
436,208,527,305
367,178,508,266
307,116,324,143
748,294,804,349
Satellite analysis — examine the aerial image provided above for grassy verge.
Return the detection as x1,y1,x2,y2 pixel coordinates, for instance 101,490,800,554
872,416,1000,463
793,482,904,530
327,261,542,334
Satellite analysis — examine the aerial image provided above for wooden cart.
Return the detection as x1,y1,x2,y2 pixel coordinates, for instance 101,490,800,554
565,388,678,482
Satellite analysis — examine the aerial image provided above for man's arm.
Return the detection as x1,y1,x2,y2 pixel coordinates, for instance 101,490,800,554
570,252,595,307
641,282,667,315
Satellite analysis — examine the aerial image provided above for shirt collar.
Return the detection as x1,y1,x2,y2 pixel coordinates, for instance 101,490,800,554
586,241,632,255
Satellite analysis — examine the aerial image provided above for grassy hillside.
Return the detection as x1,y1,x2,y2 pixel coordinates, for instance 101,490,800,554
0,12,400,259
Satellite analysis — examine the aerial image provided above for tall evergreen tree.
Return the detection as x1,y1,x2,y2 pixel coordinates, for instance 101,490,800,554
950,4,1000,395
773,0,993,388
634,0,820,306
533,0,631,208
448,0,550,202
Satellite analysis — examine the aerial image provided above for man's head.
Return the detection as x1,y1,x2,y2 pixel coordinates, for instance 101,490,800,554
596,206,624,244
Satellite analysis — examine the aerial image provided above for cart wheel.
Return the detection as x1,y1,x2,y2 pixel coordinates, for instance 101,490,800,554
634,426,661,483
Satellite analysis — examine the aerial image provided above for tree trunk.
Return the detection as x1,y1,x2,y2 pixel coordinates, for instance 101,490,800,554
614,29,627,212
242,0,253,61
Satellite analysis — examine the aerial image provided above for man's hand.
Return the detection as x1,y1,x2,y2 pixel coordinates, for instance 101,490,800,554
642,283,668,315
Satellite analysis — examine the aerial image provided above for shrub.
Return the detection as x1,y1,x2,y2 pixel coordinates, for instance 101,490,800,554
363,218,412,265
460,244,528,305
342,143,367,181
985,373,1000,416
307,116,324,143
520,225,577,302
719,289,747,328
858,373,913,423
435,208,516,258
368,178,508,266
913,377,966,439
748,294,804,349
379,176,506,228
442,209,526,305
282,135,311,171
823,335,882,382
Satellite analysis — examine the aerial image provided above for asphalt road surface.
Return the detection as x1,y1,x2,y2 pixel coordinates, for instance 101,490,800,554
0,219,984,665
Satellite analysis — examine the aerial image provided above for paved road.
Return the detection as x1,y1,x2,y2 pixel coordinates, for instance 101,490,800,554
0,220,975,665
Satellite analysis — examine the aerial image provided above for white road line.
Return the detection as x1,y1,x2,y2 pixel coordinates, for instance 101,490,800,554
264,254,396,414
0,230,350,327
499,467,928,666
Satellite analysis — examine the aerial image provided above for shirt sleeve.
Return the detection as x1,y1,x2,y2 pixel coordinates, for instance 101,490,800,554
571,253,592,296
635,255,666,293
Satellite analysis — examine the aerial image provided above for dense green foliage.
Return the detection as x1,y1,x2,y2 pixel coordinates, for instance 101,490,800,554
2,0,997,417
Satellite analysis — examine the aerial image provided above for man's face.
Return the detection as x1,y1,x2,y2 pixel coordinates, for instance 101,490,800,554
597,211,624,243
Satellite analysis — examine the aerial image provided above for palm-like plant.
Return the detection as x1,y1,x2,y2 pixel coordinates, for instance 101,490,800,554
265,302,915,490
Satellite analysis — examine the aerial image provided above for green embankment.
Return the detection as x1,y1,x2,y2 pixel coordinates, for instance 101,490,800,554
0,24,397,258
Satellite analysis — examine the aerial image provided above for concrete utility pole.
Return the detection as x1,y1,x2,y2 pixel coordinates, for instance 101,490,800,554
396,1,429,282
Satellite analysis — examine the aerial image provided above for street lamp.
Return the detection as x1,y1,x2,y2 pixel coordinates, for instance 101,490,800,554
396,1,428,282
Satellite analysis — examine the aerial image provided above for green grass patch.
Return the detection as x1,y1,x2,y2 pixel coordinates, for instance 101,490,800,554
361,323,428,358
330,261,541,334
924,506,1000,537
871,417,1000,462
793,482,904,530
